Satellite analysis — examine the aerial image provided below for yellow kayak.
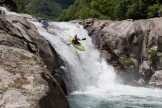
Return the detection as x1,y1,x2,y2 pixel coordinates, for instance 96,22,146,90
69,37,85,51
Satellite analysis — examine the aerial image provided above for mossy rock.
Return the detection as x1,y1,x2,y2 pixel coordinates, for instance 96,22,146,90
119,55,134,67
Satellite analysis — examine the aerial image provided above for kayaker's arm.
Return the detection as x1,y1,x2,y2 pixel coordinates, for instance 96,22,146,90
67,38,86,45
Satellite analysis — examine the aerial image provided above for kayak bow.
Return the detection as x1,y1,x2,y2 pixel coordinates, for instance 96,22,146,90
69,36,85,51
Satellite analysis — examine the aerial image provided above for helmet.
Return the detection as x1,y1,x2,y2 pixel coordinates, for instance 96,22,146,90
74,34,77,38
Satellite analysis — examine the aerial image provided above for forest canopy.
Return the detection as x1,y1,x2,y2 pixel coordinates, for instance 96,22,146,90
58,0,162,21
15,0,75,20
15,0,162,21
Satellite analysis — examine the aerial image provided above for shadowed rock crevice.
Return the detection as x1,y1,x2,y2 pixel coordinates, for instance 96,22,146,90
39,73,69,108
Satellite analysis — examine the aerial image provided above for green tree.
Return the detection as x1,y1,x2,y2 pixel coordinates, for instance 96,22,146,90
77,7,91,19
126,0,146,19
113,0,127,20
15,0,24,12
147,4,160,18
16,0,76,20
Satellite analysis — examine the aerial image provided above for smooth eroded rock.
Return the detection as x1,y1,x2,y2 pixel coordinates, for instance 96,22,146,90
0,45,69,108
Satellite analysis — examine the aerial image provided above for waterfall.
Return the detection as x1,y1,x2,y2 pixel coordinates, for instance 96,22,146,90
30,21,116,93
31,20,162,107
2,6,162,107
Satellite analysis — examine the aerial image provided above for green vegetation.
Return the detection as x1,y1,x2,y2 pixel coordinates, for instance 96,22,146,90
0,86,11,91
145,32,161,69
58,0,162,21
15,0,162,21
119,55,134,67
15,0,75,20
148,46,160,69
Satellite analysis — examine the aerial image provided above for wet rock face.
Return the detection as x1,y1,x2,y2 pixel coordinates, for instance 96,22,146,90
149,70,162,87
73,17,162,87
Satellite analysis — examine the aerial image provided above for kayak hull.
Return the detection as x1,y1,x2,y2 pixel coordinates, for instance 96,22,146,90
69,37,85,51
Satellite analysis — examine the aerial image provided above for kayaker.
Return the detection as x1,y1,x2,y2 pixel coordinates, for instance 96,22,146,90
72,35,81,45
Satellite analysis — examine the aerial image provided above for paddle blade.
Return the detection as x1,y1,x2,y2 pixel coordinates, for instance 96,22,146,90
82,38,86,40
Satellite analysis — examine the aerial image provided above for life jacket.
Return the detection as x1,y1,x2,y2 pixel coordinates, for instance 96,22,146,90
72,37,80,42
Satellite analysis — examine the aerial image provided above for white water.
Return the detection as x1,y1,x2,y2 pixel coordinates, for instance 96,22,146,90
2,6,162,107
0,7,20,16
30,20,162,107
30,21,115,92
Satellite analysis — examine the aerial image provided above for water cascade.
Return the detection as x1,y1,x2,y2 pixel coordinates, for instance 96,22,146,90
31,20,162,108
2,6,162,108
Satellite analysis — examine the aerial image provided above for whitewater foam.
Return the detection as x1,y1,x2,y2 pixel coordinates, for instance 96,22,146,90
2,6,162,108
30,20,117,92
29,17,162,108
30,19,162,95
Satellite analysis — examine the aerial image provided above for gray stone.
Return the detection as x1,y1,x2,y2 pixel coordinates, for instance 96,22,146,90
137,78,146,85
139,61,150,74
0,14,60,74
157,36,162,52
0,45,69,108
149,70,162,87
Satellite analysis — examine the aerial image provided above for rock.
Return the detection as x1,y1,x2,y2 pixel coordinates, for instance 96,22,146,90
0,90,30,108
54,73,68,95
0,45,69,108
149,70,162,87
139,61,150,75
0,14,60,75
0,32,28,50
137,78,146,85
157,58,162,70
157,36,162,52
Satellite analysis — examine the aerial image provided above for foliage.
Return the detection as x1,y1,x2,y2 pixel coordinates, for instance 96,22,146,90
58,0,162,21
148,46,160,68
15,0,162,21
147,4,160,18
15,0,24,12
15,0,75,20
159,5,162,16
119,55,134,67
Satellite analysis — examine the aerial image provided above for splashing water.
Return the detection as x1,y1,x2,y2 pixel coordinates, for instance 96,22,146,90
30,20,162,108
0,7,20,16
30,21,116,92
2,6,162,108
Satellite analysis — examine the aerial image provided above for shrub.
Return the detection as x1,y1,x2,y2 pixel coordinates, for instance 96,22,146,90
119,55,134,67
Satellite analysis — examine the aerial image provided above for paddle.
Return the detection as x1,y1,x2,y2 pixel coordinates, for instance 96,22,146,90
81,38,86,40
67,38,86,45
